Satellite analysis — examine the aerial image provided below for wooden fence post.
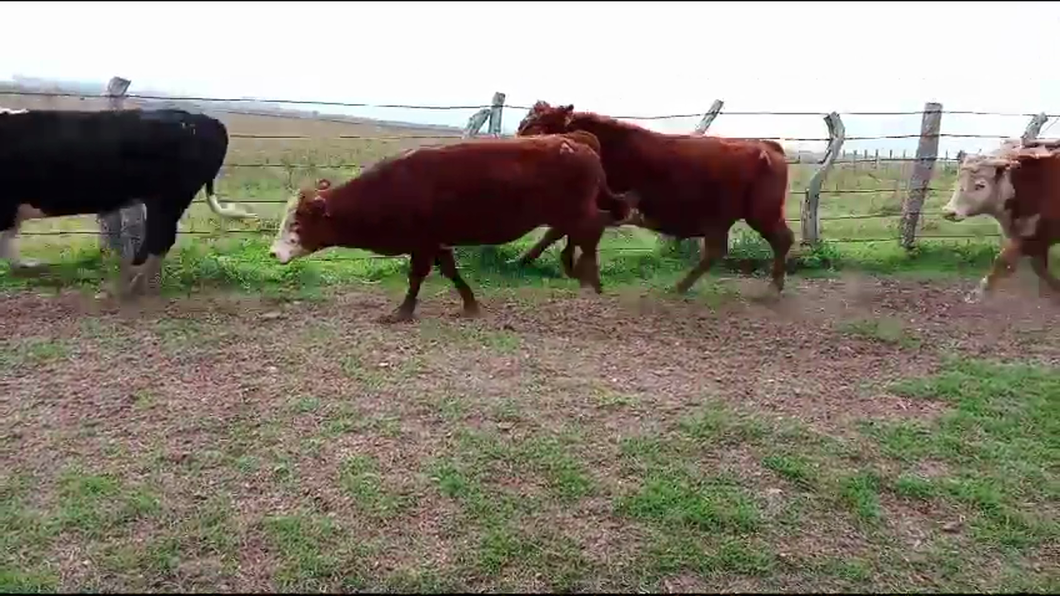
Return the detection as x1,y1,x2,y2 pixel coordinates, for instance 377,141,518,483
96,76,147,262
488,91,505,137
899,102,942,250
1022,112,1048,143
800,112,846,246
693,99,724,135
462,108,490,138
462,92,505,138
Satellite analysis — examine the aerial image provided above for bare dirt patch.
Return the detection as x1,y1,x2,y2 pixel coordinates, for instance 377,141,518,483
2,273,1057,591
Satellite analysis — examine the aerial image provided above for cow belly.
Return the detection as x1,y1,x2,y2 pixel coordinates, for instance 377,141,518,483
637,192,746,237
16,205,46,221
349,214,558,254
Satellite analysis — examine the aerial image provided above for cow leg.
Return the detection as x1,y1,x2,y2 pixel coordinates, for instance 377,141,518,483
435,248,480,317
673,229,728,294
512,227,565,266
569,224,605,294
382,250,435,324
748,218,795,294
1028,252,1060,298
123,203,180,299
967,237,1022,303
559,236,578,279
0,226,21,268
0,206,45,272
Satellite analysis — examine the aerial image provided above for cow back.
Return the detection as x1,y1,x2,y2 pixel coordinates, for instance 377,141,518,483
1007,153,1060,244
559,113,788,235
0,109,229,214
306,136,607,253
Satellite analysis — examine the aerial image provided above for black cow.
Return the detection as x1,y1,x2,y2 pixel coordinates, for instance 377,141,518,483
0,108,256,297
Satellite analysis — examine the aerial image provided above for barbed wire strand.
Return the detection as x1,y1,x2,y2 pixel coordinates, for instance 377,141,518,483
1,89,1054,119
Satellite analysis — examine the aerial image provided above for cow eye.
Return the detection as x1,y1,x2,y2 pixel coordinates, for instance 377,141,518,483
974,181,986,190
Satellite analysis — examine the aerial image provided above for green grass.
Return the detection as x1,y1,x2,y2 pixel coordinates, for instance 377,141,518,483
865,358,1060,549
3,347,1056,592
0,226,1013,300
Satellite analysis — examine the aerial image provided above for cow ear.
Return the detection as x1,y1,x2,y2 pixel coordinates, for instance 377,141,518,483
560,104,574,126
307,194,330,218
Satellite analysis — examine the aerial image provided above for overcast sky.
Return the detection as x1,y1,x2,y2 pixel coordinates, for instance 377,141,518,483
1,1,1057,154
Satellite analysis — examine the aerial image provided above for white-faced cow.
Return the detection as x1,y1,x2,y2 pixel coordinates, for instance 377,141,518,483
942,138,1060,303
269,134,632,322
0,108,256,298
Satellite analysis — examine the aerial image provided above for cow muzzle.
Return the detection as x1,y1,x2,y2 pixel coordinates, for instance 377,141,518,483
269,245,293,264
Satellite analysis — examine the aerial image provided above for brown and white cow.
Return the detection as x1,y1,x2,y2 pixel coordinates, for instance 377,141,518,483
942,139,1060,303
514,101,794,295
268,134,633,322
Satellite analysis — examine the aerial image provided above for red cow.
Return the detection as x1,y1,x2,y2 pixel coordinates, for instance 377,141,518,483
561,130,602,155
269,135,632,322
514,101,794,295
942,139,1060,302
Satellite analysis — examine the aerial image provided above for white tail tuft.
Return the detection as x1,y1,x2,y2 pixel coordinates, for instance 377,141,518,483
206,193,257,219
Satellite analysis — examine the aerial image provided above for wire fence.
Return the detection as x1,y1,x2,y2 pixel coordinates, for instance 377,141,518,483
3,84,1043,256
2,89,1056,119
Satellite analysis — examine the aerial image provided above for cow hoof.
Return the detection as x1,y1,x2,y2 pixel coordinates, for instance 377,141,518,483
378,310,415,324
460,305,482,319
963,290,984,305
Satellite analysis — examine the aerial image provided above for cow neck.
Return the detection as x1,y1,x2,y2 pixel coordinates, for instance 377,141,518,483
312,177,384,248
568,113,653,191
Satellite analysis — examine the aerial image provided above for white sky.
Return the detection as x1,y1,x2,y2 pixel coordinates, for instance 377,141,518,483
2,1,1058,155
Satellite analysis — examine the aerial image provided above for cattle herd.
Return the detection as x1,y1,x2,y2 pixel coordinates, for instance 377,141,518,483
1,101,1058,321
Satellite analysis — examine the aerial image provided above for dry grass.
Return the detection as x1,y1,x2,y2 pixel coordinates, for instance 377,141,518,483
2,275,1058,592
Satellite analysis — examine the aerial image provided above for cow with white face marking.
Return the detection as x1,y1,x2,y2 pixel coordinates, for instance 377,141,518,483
1,107,257,298
942,139,1060,303
269,135,633,322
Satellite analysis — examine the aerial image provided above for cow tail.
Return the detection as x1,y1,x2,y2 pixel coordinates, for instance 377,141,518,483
596,178,633,224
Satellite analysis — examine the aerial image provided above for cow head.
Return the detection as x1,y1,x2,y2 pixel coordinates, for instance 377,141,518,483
516,100,574,136
942,155,1017,222
270,180,333,264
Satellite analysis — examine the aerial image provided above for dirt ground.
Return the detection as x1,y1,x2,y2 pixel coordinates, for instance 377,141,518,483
1,272,1058,592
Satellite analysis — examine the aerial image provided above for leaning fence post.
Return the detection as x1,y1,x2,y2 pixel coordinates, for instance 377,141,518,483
693,99,724,135
1022,112,1048,143
487,91,505,137
96,76,147,262
899,102,942,250
463,108,490,138
800,112,845,246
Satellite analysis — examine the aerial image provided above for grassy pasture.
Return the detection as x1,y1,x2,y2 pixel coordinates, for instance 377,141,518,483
2,101,1058,593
